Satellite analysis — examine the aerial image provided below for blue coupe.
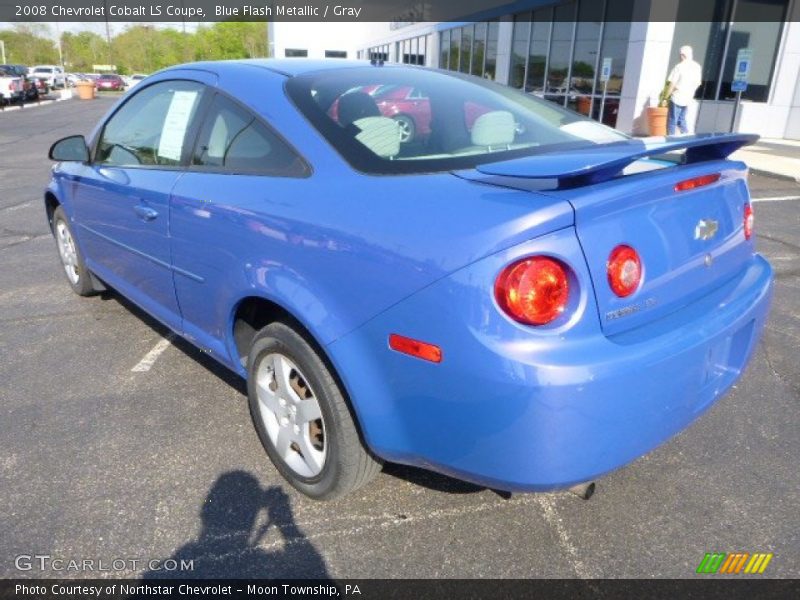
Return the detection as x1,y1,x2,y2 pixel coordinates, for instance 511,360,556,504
45,60,772,500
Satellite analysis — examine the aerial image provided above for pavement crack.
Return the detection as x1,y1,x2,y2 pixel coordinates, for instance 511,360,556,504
533,494,596,578
758,233,800,253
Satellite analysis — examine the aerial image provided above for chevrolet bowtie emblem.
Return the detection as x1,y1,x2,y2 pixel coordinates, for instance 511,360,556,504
695,219,719,241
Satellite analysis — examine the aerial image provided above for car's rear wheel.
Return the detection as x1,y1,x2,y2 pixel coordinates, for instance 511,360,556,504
393,114,415,143
52,206,96,296
247,322,381,500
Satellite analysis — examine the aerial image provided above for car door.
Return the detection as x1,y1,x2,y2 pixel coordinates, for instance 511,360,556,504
169,92,311,366
70,79,206,328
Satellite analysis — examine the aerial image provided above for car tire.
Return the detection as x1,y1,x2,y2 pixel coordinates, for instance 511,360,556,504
52,206,97,296
247,322,382,500
393,114,416,143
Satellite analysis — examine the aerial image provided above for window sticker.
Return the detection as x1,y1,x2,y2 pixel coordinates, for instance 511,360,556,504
157,90,199,162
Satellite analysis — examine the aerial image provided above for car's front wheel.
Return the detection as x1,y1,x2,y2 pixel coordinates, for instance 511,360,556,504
52,206,96,296
247,322,381,500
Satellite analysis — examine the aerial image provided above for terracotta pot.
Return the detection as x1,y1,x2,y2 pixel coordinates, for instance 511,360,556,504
76,81,95,100
647,106,668,136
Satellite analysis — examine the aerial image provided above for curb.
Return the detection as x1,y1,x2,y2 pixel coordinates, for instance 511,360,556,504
0,93,73,113
748,168,800,184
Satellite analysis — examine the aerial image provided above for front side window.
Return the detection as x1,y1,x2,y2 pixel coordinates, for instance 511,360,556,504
192,94,308,177
95,80,204,167
286,67,626,175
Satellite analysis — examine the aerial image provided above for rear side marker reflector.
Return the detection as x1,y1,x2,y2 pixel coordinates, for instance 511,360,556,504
389,334,442,363
674,173,721,192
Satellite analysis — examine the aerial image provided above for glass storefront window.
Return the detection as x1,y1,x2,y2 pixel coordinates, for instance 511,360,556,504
449,28,461,71
472,22,487,77
510,16,530,89
526,10,552,94
510,0,633,126
546,2,577,100
568,1,604,114
461,24,473,73
720,0,787,101
440,21,498,80
440,29,450,69
671,0,787,103
485,21,499,80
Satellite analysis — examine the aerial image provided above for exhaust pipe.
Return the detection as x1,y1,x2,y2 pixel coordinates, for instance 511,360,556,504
568,482,596,500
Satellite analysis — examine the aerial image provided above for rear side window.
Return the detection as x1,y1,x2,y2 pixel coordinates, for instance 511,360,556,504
192,94,308,177
95,80,204,168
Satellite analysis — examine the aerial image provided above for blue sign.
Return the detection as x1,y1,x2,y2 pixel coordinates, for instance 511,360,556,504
600,58,612,82
731,80,748,92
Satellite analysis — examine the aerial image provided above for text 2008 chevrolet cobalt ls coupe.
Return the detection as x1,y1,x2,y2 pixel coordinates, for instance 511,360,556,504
45,60,772,499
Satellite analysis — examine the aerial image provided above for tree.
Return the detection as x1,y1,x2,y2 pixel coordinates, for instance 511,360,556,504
0,25,58,65
61,31,108,71
1,21,268,73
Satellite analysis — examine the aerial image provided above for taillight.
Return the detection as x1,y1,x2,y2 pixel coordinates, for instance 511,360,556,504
495,257,570,326
607,245,642,298
744,203,754,240
674,173,720,192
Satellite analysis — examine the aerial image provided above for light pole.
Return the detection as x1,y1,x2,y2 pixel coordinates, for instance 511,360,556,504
55,22,63,67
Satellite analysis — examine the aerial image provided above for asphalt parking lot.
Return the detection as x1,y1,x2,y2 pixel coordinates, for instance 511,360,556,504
1,97,798,579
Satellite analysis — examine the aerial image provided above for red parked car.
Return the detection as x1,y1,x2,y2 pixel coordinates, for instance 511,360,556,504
95,74,126,91
330,84,490,144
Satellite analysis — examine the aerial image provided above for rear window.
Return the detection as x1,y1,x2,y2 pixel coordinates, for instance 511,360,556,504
285,66,627,175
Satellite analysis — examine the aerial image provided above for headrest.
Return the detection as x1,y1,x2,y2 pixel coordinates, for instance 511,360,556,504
471,110,516,147
338,91,381,126
352,116,401,158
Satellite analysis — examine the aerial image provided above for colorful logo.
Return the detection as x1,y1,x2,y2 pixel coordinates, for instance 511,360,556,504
696,552,773,574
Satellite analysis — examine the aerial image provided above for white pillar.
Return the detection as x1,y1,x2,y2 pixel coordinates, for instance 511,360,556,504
494,16,514,85
616,0,680,135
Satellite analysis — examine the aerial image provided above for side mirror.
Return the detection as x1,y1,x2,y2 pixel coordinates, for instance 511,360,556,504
49,135,89,162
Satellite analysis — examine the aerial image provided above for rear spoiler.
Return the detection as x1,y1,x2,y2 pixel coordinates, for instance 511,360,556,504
466,133,758,189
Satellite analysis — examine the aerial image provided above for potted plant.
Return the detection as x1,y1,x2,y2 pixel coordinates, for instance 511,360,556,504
646,81,670,136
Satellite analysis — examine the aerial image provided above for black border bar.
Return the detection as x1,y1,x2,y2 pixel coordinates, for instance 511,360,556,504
1,0,797,23
2,579,800,600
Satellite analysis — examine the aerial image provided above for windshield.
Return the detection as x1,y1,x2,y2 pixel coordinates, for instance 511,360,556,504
285,66,627,175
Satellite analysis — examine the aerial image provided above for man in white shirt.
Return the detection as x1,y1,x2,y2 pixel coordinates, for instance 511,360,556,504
666,45,703,135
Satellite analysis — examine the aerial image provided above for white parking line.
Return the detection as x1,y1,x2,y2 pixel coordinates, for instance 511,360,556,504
751,195,800,203
131,333,175,372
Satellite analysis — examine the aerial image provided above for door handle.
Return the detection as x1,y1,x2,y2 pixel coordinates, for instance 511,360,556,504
134,204,159,222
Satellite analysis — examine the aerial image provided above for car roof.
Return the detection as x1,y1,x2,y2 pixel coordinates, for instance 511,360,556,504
162,58,402,78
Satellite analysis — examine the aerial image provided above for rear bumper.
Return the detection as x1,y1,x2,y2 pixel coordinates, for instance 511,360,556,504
327,229,773,491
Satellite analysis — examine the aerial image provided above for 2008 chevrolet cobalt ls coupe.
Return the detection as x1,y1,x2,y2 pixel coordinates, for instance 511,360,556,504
45,60,772,500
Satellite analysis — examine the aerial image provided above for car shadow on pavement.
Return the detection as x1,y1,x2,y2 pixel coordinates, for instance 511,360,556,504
141,470,330,578
98,290,247,395
382,463,488,495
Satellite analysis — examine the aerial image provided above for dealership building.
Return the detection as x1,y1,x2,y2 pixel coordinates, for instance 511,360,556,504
270,0,800,139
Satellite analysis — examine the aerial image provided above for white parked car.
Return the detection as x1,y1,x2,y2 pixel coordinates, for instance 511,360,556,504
126,73,148,88
0,72,24,105
28,65,66,89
